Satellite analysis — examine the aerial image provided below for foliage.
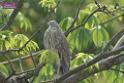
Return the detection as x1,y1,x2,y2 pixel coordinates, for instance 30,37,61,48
16,12,32,31
39,50,60,64
0,30,13,50
92,25,110,47
0,64,9,77
0,30,39,55
39,0,56,11
34,64,54,82
71,53,93,68
0,9,32,31
60,17,74,31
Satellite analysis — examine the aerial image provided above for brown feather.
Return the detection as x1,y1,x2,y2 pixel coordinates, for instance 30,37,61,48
43,20,70,74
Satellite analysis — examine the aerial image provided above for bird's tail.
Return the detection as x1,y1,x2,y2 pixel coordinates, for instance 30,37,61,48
60,63,69,75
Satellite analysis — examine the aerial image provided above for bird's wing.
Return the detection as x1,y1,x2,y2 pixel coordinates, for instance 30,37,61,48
43,29,53,49
43,30,49,49
53,30,70,74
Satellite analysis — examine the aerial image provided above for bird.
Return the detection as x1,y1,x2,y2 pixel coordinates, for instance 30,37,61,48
43,20,70,75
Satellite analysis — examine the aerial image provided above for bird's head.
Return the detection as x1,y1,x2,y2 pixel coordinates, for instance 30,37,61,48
48,20,59,28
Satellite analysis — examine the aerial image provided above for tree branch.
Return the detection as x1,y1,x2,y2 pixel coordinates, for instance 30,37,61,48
55,45,124,82
0,51,41,65
112,34,124,50
64,0,85,36
100,12,124,26
102,28,124,53
63,53,124,83
100,13,124,53
64,5,110,37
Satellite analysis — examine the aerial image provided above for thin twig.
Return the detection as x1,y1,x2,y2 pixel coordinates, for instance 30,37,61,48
41,80,52,83
19,57,24,72
100,12,124,26
15,68,34,76
3,55,15,73
49,0,62,18
64,8,98,36
3,55,15,80
31,63,46,82
112,5,124,13
64,0,85,36
29,51,36,68
64,5,110,37
0,50,41,65
54,0,62,9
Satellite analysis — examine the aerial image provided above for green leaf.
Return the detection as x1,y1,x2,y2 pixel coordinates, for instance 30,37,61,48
59,17,74,31
39,0,56,9
67,27,92,51
67,31,77,52
0,30,13,50
78,9,90,24
4,34,39,55
76,28,92,51
92,26,109,47
33,64,54,82
0,64,9,77
71,53,93,68
16,12,32,31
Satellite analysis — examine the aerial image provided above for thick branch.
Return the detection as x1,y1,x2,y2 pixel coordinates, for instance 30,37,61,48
55,45,124,82
113,34,124,50
64,53,124,83
102,28,124,52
